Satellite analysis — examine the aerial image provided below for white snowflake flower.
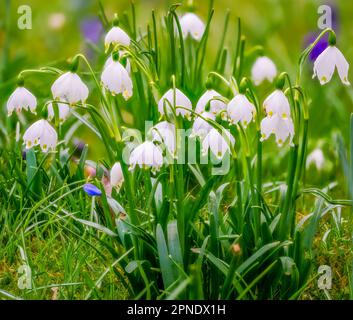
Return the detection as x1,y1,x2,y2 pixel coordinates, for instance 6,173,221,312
51,72,89,105
263,89,291,118
260,114,294,147
227,94,256,128
313,45,350,86
158,88,192,120
251,56,277,86
195,89,226,117
202,128,235,159
190,112,215,139
179,13,205,41
129,141,164,172
23,119,58,152
7,87,37,116
101,60,133,100
151,121,176,156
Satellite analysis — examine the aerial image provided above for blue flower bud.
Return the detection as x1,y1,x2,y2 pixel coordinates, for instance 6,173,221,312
83,183,102,196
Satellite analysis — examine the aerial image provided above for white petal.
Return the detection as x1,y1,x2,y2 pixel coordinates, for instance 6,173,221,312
129,141,163,171
202,128,235,159
179,13,205,41
251,56,277,86
263,90,290,118
101,61,133,99
158,88,192,119
23,119,57,151
110,162,124,187
191,111,215,138
51,72,89,104
313,46,336,85
48,101,70,122
195,90,226,116
333,46,350,85
227,94,256,127
7,87,37,115
151,121,176,155
105,26,130,48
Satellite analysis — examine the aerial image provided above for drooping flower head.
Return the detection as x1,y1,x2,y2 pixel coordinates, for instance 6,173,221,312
306,148,325,170
263,89,291,119
195,89,227,117
23,119,58,152
110,162,124,189
129,141,164,172
227,94,256,128
179,13,205,41
105,14,130,51
251,56,277,86
51,71,89,105
313,33,349,86
158,88,192,120
151,121,176,156
202,128,235,159
101,53,133,100
47,101,70,123
260,114,294,147
7,84,37,116
104,52,131,75
191,111,215,139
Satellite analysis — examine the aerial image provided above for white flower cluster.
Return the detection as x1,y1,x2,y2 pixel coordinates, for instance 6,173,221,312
6,9,349,169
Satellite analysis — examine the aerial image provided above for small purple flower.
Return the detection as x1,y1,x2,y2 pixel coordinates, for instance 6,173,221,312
80,17,103,44
304,33,329,62
303,1,339,62
83,183,102,196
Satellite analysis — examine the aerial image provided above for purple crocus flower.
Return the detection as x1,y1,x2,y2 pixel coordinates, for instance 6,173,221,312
80,17,103,44
83,183,102,196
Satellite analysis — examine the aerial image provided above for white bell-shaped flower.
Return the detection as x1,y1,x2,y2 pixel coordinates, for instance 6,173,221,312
7,87,37,116
23,119,58,152
158,88,192,120
101,59,133,100
179,13,205,41
202,128,235,159
105,26,130,50
313,45,350,85
251,56,277,86
129,141,164,172
110,162,124,188
51,72,89,105
47,101,70,123
190,112,215,139
306,148,325,170
260,114,294,147
227,94,256,128
263,89,291,118
151,121,176,155
104,53,131,74
195,89,226,117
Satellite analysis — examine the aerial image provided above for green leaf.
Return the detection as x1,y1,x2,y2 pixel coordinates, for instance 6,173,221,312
156,224,177,289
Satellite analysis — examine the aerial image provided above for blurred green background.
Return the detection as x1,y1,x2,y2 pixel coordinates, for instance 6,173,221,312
1,0,353,182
